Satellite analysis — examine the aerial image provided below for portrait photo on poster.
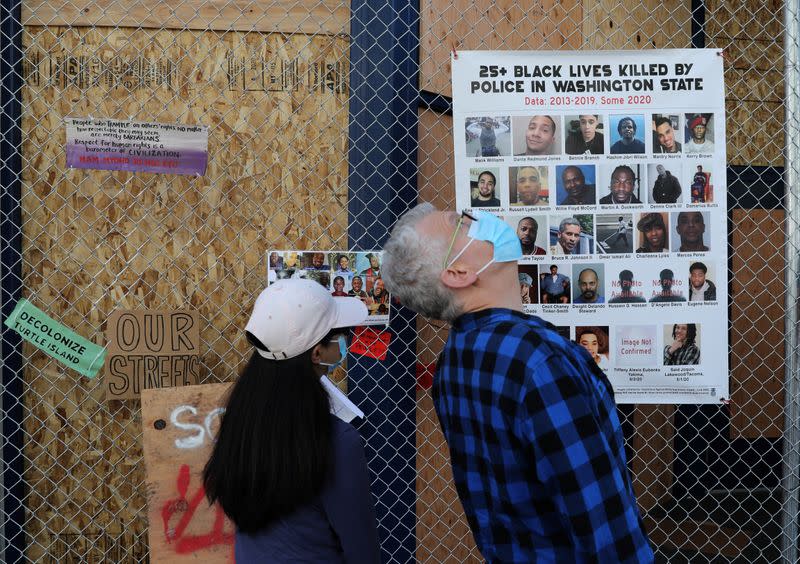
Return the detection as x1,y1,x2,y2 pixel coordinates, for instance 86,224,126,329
331,252,356,277
648,162,683,204
469,167,503,208
509,165,549,207
671,210,710,252
576,325,611,372
355,252,382,293
684,113,715,154
663,323,701,366
465,115,511,157
608,267,647,304
512,115,562,156
303,251,331,272
652,113,682,154
635,212,670,253
564,114,605,155
599,163,644,205
549,213,595,256
539,263,571,305
555,164,596,206
648,267,687,303
330,274,352,297
270,251,305,283
596,213,633,254
688,161,714,203
572,263,605,304
505,214,548,258
518,264,539,305
687,260,717,302
609,114,646,154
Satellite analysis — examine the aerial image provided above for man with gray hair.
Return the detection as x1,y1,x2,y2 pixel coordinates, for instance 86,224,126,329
381,203,653,563
551,216,582,255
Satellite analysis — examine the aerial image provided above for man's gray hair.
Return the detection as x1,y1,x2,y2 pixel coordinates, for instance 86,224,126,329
559,217,580,233
381,203,463,322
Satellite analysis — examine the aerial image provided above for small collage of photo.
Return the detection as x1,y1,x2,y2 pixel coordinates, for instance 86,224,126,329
554,322,703,373
268,251,389,323
518,260,717,306
464,113,715,210
506,210,711,260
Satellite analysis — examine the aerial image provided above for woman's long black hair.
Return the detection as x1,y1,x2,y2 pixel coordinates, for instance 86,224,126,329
203,330,334,533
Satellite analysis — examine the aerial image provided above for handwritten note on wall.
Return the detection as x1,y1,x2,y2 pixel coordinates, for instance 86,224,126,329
104,310,200,400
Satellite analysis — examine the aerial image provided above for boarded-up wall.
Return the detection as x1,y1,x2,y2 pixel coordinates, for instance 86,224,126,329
20,24,348,560
730,209,786,438
707,0,784,166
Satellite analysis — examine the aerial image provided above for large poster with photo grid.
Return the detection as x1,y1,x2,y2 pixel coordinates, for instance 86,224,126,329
452,50,727,404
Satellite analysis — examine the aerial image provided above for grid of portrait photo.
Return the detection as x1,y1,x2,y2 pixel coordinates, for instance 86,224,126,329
267,250,389,325
552,321,704,373
461,112,717,212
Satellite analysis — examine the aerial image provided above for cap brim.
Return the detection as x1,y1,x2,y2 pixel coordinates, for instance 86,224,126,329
331,296,369,329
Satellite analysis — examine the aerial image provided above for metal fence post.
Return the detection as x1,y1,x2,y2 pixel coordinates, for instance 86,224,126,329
348,1,420,562
781,0,800,561
0,0,26,561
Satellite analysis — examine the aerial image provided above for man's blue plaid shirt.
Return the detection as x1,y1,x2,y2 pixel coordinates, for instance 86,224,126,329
435,308,653,563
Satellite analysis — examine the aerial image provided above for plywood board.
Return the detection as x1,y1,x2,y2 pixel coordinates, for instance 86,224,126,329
582,0,691,50
142,383,234,562
706,0,783,40
729,209,785,438
20,25,349,560
22,0,349,35
419,0,583,97
415,390,481,563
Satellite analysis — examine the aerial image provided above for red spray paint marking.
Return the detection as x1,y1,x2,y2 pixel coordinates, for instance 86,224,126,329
161,464,235,557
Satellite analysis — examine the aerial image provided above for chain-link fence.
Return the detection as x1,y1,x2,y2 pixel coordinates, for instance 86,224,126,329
1,0,798,562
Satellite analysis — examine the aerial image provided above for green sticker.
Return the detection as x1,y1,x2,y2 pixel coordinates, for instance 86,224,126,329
4,298,106,378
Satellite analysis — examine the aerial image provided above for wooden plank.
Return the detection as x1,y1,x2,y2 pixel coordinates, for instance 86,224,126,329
706,0,782,40
722,38,783,72
643,517,751,557
142,383,234,562
729,209,785,439
726,100,784,167
420,0,583,97
22,0,349,35
630,405,675,512
582,0,691,50
727,67,783,104
418,110,455,211
416,390,482,563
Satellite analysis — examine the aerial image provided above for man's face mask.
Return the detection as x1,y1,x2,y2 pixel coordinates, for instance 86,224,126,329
319,334,348,374
443,210,522,275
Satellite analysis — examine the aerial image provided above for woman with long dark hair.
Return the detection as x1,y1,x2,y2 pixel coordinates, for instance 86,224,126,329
663,323,700,365
203,279,380,562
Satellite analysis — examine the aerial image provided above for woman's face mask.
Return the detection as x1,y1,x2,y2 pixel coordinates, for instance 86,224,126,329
319,334,348,374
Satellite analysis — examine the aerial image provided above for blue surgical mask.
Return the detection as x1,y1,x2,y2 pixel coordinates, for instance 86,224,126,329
447,210,522,274
319,334,348,374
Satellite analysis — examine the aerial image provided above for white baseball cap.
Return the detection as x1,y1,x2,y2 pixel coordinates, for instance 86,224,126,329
245,278,368,360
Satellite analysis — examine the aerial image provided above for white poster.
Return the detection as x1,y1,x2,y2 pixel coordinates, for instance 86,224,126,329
452,50,727,404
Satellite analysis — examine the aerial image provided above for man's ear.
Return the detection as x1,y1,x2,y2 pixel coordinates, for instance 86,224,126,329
441,264,477,289
310,343,324,364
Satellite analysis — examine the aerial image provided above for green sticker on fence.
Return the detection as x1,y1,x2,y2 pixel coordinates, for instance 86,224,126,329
4,298,106,378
